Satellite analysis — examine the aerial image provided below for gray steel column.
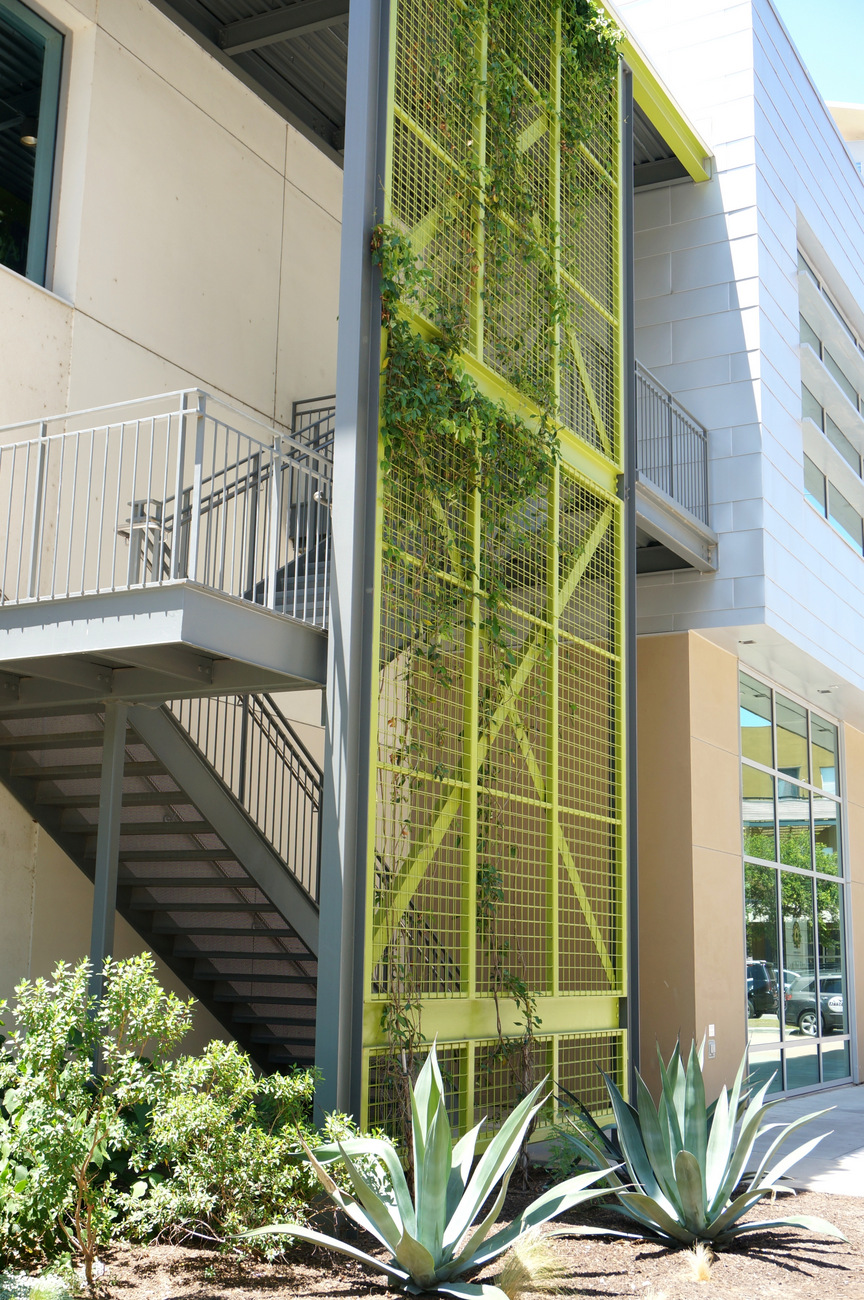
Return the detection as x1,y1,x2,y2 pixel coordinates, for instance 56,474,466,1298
89,701,128,1002
621,66,640,1087
315,0,389,1118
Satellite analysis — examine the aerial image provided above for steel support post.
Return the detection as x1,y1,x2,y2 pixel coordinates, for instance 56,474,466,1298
89,701,128,1002
621,66,640,1088
315,0,389,1119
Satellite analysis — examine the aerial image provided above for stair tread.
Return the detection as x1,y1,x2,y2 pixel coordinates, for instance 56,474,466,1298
0,730,109,751
68,821,213,837
13,761,166,780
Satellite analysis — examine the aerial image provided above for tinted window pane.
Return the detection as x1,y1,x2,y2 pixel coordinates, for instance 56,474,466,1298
743,767,775,861
799,314,821,355
803,454,826,513
825,413,861,475
740,674,772,765
748,1048,783,1095
746,863,780,1043
811,714,838,791
780,870,815,996
822,1039,851,1083
779,798,812,870
814,799,841,875
828,481,863,552
817,880,846,1032
0,1,61,284
825,348,859,408
802,384,823,428
776,695,808,779
798,250,819,284
785,1040,819,1087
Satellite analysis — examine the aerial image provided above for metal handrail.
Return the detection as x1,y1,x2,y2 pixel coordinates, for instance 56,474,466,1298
168,692,322,902
0,389,331,626
635,362,710,526
292,396,336,457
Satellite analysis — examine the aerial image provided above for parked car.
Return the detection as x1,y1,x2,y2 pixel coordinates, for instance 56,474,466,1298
784,973,844,1036
746,959,779,1017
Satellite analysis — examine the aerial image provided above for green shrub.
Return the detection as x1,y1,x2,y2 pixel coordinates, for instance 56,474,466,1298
0,955,375,1274
0,956,192,1281
118,1039,362,1255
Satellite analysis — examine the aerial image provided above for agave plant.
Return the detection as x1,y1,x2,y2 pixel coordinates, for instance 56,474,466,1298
558,1040,845,1247
246,1044,609,1297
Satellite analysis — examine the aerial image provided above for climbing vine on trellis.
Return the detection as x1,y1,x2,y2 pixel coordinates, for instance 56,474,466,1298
371,0,620,1148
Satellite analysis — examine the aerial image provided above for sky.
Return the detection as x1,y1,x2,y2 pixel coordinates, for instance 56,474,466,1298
772,0,864,105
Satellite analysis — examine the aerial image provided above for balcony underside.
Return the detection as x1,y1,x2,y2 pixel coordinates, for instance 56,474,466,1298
0,582,327,714
636,472,718,573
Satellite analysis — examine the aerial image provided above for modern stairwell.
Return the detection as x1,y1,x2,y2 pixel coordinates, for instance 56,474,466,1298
0,694,321,1069
0,392,336,1072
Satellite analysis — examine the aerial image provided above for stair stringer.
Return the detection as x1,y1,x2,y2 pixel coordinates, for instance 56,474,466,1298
127,705,319,956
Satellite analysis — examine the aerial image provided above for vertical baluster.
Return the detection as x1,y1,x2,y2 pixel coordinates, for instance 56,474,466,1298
26,421,48,599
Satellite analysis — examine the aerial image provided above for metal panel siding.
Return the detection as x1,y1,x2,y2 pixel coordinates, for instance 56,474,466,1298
364,0,626,1134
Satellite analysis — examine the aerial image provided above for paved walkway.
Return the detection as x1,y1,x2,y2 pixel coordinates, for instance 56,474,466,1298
748,1083,864,1195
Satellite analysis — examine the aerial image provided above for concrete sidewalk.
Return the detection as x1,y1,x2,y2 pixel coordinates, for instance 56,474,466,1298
748,1083,864,1195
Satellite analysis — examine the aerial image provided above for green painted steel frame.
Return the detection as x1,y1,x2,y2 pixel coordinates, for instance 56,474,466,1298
361,0,629,1134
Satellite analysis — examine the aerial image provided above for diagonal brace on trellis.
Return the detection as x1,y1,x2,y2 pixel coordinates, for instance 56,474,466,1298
371,502,614,959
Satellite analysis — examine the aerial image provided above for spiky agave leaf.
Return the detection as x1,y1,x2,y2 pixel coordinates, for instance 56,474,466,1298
567,1039,845,1248
247,1043,610,1293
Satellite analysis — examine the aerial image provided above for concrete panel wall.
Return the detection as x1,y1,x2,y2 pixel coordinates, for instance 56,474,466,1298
0,0,342,430
637,631,746,1097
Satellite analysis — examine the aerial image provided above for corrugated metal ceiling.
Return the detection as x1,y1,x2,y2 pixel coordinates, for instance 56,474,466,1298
154,2,690,185
157,0,348,152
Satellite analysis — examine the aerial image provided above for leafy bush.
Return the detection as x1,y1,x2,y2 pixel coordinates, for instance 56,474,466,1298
117,1039,362,1255
559,1040,845,1247
248,1042,609,1299
0,955,376,1275
0,956,192,1281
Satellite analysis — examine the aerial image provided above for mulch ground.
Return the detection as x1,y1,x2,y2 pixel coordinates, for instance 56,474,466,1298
96,1186,864,1300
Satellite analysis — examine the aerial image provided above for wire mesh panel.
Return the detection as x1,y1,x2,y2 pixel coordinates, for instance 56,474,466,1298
363,0,626,1135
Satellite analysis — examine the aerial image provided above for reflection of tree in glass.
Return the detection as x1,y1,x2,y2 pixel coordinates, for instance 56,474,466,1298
744,831,839,924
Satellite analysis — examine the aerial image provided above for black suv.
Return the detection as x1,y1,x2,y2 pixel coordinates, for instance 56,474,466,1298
747,959,779,1017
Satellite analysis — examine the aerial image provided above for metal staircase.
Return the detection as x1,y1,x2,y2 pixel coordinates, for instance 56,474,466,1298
0,694,321,1069
0,392,340,1071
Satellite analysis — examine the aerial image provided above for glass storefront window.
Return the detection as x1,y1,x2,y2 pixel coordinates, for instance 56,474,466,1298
742,767,775,861
741,673,850,1093
740,674,772,766
776,695,809,780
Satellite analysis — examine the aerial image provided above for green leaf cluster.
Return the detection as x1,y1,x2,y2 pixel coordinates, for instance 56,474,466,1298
114,1039,365,1256
0,957,368,1275
560,1040,845,1246
0,955,192,1281
248,1042,608,1297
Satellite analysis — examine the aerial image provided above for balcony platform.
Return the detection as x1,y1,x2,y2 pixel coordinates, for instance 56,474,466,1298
636,472,718,573
0,582,327,714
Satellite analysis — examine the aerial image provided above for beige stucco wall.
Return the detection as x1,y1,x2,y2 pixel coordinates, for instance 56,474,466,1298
0,781,227,1054
637,630,746,1097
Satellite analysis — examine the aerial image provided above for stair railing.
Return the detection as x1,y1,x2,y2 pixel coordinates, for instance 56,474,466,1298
0,390,332,627
635,361,709,525
168,692,322,901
